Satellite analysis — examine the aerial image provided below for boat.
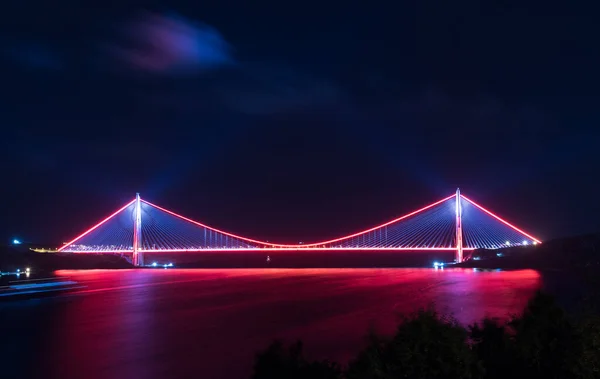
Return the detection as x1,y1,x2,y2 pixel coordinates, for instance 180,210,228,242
0,277,84,301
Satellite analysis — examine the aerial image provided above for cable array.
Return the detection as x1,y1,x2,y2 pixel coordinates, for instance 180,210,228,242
460,196,539,249
58,192,541,253
139,201,258,250
324,197,456,249
60,202,135,252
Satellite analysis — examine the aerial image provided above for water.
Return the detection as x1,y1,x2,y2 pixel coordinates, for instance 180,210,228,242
1,268,541,379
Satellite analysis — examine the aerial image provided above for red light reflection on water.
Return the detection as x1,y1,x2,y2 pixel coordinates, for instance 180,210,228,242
41,268,540,379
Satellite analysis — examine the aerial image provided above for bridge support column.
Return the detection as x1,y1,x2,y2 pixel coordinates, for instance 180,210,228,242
455,188,463,263
133,193,144,267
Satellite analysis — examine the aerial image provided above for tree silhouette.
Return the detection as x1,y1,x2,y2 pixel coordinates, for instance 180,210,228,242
250,292,600,379
469,318,515,379
252,340,341,379
509,291,582,379
574,314,600,378
347,307,482,379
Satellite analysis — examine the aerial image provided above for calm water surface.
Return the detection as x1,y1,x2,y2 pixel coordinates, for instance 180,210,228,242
1,268,541,379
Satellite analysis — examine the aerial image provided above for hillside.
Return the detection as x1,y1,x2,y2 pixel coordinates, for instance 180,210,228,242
459,233,600,270
0,245,132,273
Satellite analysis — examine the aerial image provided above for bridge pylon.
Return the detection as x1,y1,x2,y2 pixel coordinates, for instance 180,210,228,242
132,193,143,267
455,188,463,263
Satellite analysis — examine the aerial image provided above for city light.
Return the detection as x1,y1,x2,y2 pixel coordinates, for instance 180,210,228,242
12,239,21,245
523,240,528,245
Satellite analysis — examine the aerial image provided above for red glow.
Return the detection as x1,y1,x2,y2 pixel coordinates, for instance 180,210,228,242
460,195,541,243
58,199,136,252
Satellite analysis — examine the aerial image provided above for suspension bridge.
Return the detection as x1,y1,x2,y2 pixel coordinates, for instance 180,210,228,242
57,189,541,266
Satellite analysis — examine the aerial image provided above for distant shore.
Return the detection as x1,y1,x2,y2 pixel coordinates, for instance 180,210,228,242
457,233,600,272
2,233,599,273
1,248,452,271
1,248,133,274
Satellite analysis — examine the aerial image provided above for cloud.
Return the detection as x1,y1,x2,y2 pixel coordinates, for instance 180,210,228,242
2,42,62,71
110,12,233,75
212,62,343,115
101,12,342,111
135,61,343,116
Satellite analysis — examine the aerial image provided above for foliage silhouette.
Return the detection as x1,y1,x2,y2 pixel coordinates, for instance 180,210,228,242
508,291,583,378
251,291,600,379
577,314,600,378
252,340,341,379
469,318,515,379
347,307,482,379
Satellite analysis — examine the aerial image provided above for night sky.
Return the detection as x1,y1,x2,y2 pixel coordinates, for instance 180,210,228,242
0,1,598,246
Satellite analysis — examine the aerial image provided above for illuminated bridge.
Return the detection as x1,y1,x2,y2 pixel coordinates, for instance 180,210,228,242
57,189,541,266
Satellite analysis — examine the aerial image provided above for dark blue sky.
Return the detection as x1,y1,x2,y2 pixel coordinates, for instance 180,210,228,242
0,1,598,245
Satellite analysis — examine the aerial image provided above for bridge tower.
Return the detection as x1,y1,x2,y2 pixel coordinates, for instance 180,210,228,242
455,188,463,263
132,193,144,267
